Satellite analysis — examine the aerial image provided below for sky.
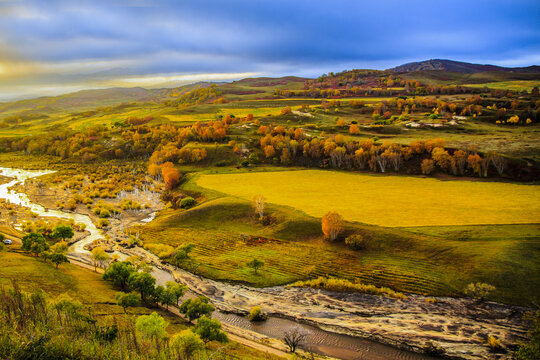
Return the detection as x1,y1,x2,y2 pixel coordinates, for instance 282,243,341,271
0,0,539,101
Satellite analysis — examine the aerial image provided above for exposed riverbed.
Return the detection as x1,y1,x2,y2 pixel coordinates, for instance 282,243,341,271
0,166,526,360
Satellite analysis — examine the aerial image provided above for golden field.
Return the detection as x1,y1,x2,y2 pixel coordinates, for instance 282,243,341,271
196,170,540,227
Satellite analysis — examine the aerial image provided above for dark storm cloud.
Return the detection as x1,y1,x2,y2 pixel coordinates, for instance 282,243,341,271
0,0,539,99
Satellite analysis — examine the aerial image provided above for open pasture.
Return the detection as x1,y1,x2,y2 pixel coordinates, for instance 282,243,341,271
464,80,540,92
196,169,540,227
141,196,540,305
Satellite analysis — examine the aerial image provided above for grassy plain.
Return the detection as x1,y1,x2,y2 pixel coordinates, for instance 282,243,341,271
463,80,540,92
140,193,540,306
195,169,540,227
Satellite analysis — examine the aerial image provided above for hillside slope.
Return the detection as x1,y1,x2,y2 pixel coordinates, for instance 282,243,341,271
389,59,540,73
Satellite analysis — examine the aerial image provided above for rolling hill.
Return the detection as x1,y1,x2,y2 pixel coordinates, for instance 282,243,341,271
388,59,540,74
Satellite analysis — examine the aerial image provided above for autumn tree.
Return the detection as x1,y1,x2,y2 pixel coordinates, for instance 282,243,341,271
322,211,344,241
253,194,265,219
451,150,468,175
162,167,181,190
467,154,483,176
432,147,452,170
421,159,435,175
336,118,347,127
148,163,161,178
349,124,360,134
264,145,275,158
281,106,292,115
91,247,109,272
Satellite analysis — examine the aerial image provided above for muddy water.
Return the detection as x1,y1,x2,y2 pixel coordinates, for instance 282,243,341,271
0,166,436,360
216,312,435,360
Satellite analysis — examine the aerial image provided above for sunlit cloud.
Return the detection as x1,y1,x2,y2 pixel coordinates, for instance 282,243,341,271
0,0,538,100
115,72,260,86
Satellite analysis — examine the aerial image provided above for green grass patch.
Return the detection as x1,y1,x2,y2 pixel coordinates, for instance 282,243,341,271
140,193,540,306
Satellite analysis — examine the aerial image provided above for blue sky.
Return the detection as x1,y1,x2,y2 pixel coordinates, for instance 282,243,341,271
0,0,539,100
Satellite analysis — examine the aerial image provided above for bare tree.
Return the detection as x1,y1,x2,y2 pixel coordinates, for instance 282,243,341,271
389,152,402,171
375,155,389,173
253,194,265,219
490,154,507,176
480,158,489,177
283,327,310,353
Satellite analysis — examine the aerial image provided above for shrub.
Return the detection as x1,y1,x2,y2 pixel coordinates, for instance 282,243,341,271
180,197,196,209
248,153,259,164
487,335,502,351
248,306,267,322
144,243,175,259
260,215,272,226
345,234,367,250
289,277,407,300
514,311,540,360
97,219,109,228
464,282,495,301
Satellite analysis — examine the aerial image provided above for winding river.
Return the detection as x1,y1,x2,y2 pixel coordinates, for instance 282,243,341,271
0,167,436,360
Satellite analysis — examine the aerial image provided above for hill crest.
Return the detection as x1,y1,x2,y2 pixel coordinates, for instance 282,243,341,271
388,59,540,74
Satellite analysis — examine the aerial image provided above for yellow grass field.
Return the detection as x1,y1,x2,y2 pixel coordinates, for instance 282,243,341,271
163,107,292,123
464,80,540,92
196,170,540,227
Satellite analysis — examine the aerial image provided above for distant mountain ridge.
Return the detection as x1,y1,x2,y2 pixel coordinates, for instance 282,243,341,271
0,83,213,115
388,59,540,74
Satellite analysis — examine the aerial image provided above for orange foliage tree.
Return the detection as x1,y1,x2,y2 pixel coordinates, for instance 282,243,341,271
162,167,181,190
322,212,344,242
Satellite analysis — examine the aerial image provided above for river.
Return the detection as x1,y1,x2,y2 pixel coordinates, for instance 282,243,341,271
0,166,437,360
